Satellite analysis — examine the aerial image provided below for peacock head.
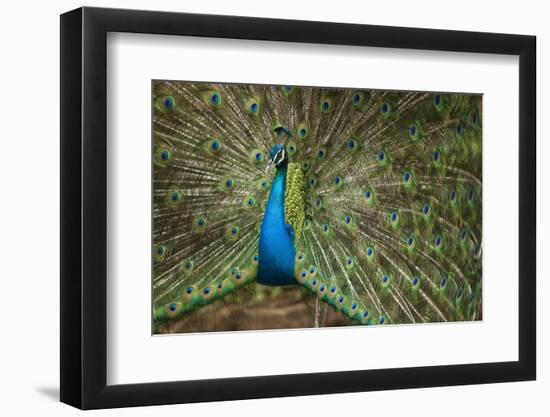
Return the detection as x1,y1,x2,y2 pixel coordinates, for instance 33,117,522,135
266,144,288,173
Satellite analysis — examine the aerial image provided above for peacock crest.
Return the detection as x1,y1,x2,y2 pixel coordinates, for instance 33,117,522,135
152,81,482,332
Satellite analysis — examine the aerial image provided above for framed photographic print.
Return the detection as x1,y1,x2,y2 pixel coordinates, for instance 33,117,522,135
60,6,536,409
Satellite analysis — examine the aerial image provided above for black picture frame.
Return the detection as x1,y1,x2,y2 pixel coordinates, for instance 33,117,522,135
60,6,536,410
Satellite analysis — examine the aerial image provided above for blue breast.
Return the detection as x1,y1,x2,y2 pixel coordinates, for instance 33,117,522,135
258,166,297,286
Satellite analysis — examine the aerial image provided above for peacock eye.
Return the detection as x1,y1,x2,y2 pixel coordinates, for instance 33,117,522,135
367,247,373,256
391,211,398,222
440,278,448,288
330,286,336,294
379,316,386,324
364,190,373,202
210,139,221,152
409,124,417,136
407,236,414,246
380,102,389,114
434,94,441,106
185,261,193,270
193,216,208,232
222,177,235,190
160,149,170,161
163,96,174,110
250,102,259,113
186,287,194,294
382,275,389,283
295,122,309,139
347,139,356,150
334,176,341,185
169,303,177,311
363,310,369,318
412,277,419,286
378,151,385,161
320,96,334,113
403,172,411,182
307,176,319,189
345,215,351,224
450,190,457,201
435,236,442,247
316,147,327,160
209,91,221,106
433,150,440,162
423,204,431,215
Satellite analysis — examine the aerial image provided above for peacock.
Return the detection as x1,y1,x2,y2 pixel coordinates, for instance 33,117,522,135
152,81,482,333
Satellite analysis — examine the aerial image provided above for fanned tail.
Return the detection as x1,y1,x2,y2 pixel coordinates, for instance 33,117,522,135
289,89,482,325
152,81,482,329
152,82,275,323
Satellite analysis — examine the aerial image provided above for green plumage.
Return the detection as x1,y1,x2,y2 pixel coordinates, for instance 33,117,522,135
152,81,482,331
284,163,306,243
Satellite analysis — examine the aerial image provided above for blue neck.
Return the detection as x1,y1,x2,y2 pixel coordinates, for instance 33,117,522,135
258,166,297,286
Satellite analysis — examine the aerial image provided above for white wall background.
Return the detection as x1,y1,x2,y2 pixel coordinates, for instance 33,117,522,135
0,0,545,415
